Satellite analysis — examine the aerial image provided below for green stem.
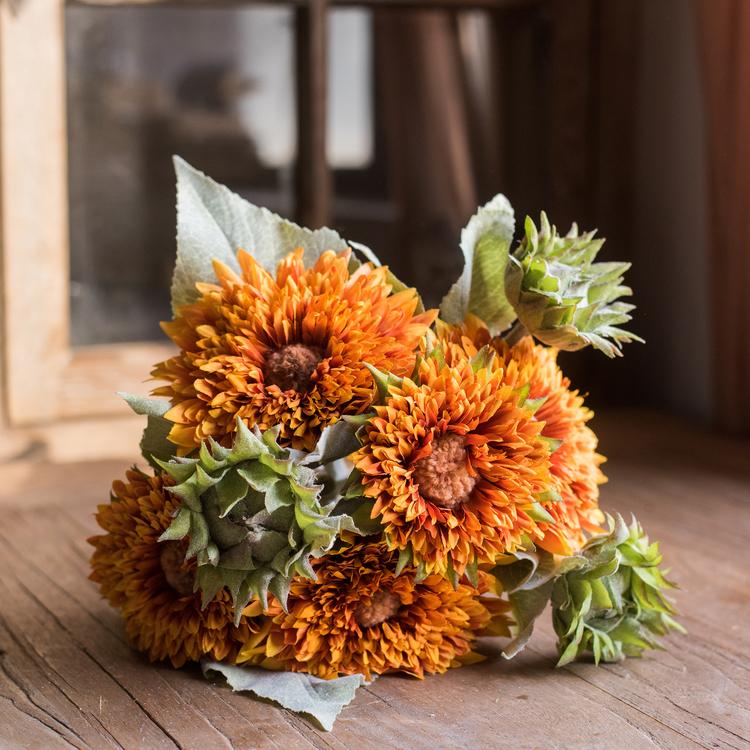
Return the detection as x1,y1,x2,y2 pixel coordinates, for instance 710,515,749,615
503,320,530,347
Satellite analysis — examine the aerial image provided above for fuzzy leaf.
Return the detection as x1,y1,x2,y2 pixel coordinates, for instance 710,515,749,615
347,500,383,536
490,553,538,594
201,661,367,732
440,194,516,334
493,549,586,659
119,392,175,467
302,419,363,466
502,580,554,660
172,157,348,312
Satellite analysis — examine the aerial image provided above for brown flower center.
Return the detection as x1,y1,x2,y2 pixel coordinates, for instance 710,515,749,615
159,540,194,596
355,590,401,628
264,344,324,392
412,433,477,509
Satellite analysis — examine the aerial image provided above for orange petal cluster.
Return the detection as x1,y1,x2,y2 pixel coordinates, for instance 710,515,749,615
438,316,606,553
246,539,510,680
152,248,436,452
354,350,553,577
88,468,270,667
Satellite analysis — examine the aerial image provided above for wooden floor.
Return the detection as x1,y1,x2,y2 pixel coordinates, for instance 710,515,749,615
0,410,747,750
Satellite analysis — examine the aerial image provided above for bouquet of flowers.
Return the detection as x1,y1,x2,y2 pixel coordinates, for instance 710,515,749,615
89,159,683,730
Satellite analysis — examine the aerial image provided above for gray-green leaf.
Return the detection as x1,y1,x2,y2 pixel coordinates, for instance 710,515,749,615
201,660,367,732
172,157,348,313
440,194,516,334
119,392,175,467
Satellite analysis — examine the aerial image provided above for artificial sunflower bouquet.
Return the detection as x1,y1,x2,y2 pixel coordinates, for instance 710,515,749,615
89,159,683,730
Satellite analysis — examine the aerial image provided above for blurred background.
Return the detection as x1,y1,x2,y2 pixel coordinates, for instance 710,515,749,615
2,0,749,451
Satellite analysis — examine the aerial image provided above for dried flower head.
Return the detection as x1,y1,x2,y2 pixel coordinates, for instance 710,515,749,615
353,348,554,578
152,248,435,452
438,316,606,553
247,539,510,679
89,468,270,667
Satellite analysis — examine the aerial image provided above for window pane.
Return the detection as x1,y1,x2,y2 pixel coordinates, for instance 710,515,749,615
66,5,296,345
329,8,503,309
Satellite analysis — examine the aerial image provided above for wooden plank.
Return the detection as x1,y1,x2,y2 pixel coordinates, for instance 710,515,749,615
294,0,331,229
59,343,175,419
0,412,746,747
0,0,69,424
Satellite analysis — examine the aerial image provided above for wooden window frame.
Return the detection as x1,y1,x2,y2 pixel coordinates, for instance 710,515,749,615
0,0,523,426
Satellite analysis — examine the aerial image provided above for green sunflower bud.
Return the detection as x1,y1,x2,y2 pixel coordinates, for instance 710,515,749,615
552,515,684,666
158,417,366,622
505,213,643,357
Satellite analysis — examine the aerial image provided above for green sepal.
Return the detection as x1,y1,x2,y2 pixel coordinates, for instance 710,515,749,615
364,363,404,404
157,416,360,618
186,511,210,559
154,457,199,483
524,396,547,415
536,487,563,504
505,212,643,357
427,346,447,370
395,545,413,577
445,557,459,590
551,514,683,666
158,507,192,541
469,346,495,374
489,548,586,659
514,383,531,407
215,471,250,517
541,436,564,454
413,561,429,584
521,502,556,524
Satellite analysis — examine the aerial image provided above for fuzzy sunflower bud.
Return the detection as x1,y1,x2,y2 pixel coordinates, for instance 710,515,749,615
157,417,363,622
505,213,643,357
552,515,684,665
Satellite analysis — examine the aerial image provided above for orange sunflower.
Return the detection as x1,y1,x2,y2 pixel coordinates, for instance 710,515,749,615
152,248,436,452
437,316,606,553
353,348,554,577
245,539,510,680
89,468,270,668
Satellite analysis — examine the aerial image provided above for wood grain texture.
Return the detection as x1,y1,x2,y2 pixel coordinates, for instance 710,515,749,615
0,0,69,425
59,343,175,420
0,410,747,749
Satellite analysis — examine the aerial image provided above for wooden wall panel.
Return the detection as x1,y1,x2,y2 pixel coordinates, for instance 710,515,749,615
0,0,69,424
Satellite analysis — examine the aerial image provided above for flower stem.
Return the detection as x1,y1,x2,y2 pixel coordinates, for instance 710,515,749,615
503,320,529,347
